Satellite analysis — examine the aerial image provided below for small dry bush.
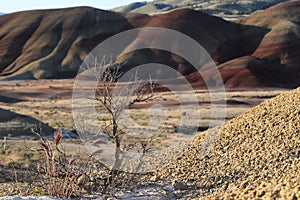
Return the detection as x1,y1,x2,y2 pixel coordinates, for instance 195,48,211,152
32,129,96,198
31,128,148,198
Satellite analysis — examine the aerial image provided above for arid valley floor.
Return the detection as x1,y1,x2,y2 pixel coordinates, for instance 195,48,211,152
1,79,298,199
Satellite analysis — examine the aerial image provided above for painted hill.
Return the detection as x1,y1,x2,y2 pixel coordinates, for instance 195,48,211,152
115,8,246,77
217,0,300,87
116,1,300,87
0,7,151,80
0,1,299,88
113,0,288,18
159,86,300,198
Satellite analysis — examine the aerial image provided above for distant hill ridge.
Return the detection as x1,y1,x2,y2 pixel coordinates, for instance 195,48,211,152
112,0,289,18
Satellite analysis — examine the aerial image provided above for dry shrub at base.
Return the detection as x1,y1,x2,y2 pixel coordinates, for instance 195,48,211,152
33,129,89,197
26,129,153,198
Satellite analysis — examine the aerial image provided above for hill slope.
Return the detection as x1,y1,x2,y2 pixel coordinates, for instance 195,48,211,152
217,0,300,87
0,7,151,80
0,108,54,137
116,1,300,87
115,8,246,77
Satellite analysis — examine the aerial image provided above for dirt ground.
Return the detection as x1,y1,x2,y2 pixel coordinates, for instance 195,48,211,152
0,79,290,197
0,79,287,131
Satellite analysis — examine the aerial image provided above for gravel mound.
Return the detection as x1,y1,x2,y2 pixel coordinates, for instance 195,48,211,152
159,87,300,199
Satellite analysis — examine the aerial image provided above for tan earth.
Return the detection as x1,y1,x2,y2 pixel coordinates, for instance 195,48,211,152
158,87,300,199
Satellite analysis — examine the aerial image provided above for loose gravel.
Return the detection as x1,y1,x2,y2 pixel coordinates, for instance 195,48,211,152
159,87,300,199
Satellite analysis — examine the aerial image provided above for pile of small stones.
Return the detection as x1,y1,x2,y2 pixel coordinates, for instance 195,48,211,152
157,87,300,199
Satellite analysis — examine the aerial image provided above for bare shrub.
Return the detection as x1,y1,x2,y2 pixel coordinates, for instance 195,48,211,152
78,59,157,193
28,128,100,198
